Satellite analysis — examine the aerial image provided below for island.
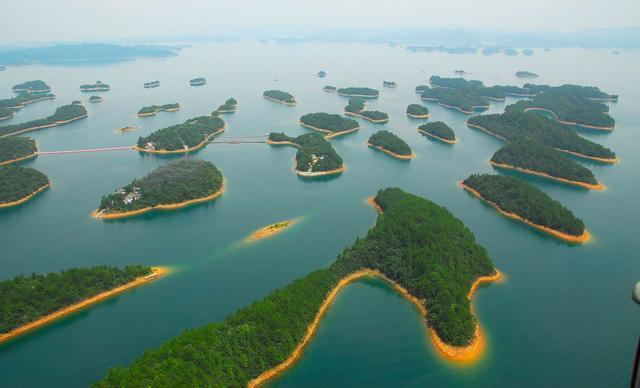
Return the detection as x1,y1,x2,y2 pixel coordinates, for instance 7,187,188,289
80,81,110,92
429,76,506,101
481,47,501,55
490,138,603,190
323,85,337,92
383,81,397,88
523,83,618,101
421,86,490,114
418,121,456,144
89,95,103,103
454,70,467,75
248,219,297,241
406,104,430,118
137,103,181,117
216,98,237,113
144,80,160,88
344,98,389,123
0,108,14,121
0,165,49,208
93,159,224,219
299,112,360,138
461,174,588,243
467,111,617,163
515,71,538,78
503,48,519,56
118,126,139,133
267,132,344,176
317,71,326,78
336,87,379,98
0,92,56,111
522,49,535,56
134,115,225,153
263,90,296,105
0,265,167,344
368,130,414,159
0,103,88,137
11,80,51,93
0,137,38,165
95,187,500,387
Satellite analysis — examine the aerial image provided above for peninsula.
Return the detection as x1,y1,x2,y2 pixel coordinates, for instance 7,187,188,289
0,165,49,208
11,80,51,93
428,76,506,101
337,87,379,98
418,121,456,144
0,137,38,165
368,130,414,159
263,90,296,105
143,80,160,88
137,103,181,117
93,159,224,219
299,112,359,138
267,132,344,176
0,103,88,137
190,78,206,86
344,98,389,123
461,174,588,243
215,98,238,113
406,104,430,118
95,187,500,387
80,81,110,92
135,115,225,153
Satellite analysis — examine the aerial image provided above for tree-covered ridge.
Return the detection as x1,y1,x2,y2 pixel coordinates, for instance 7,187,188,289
323,85,337,92
406,104,430,117
0,165,48,204
463,174,585,236
0,137,37,164
344,98,389,122
467,111,616,160
98,159,223,214
428,76,506,100
418,121,456,141
263,90,296,104
96,188,496,387
268,132,343,173
491,138,597,185
337,87,379,98
299,112,359,133
368,130,412,156
80,81,110,92
0,103,87,137
506,91,615,128
0,92,56,109
216,98,238,113
0,265,152,334
515,71,538,78
137,103,180,115
136,115,225,152
523,83,618,101
11,80,51,93
420,86,489,113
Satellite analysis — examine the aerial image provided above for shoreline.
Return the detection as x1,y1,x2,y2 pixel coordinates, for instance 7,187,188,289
0,152,38,166
299,121,360,139
0,112,15,121
367,143,415,160
344,111,389,123
296,166,345,177
407,112,430,119
92,181,225,220
523,107,614,131
0,267,169,344
0,182,49,208
134,126,225,154
336,92,379,98
459,181,590,244
417,128,457,144
263,95,297,106
489,161,604,190
266,140,301,148
248,219,297,241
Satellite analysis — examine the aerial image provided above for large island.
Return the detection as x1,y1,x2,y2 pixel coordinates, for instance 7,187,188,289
135,115,225,153
263,90,296,106
344,98,389,123
267,132,345,176
299,112,359,138
0,137,38,165
336,87,379,98
368,130,414,159
0,165,49,208
0,103,87,137
418,121,456,144
93,159,224,219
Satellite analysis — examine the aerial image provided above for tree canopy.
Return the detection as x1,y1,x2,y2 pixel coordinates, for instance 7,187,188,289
0,103,87,137
0,137,37,164
368,130,412,156
136,115,225,152
263,90,296,104
299,112,359,133
268,132,343,173
0,165,48,204
418,121,456,141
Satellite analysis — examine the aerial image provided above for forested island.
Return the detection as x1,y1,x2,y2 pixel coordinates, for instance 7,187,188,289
137,103,181,117
406,104,430,118
80,81,110,92
0,165,49,208
0,103,88,137
12,80,51,93
462,174,588,243
216,98,238,113
263,90,296,105
490,138,602,190
429,76,506,101
135,115,225,153
418,121,456,144
317,71,326,78
523,83,618,101
344,98,389,123
383,81,397,88
368,130,414,159
0,92,56,111
95,187,499,386
299,112,359,138
0,265,166,343
190,78,207,86
323,85,337,92
0,108,14,121
515,71,538,78
420,86,490,114
267,132,344,176
94,159,224,219
337,87,379,98
89,95,103,103
0,137,38,165
144,80,160,88
467,111,617,163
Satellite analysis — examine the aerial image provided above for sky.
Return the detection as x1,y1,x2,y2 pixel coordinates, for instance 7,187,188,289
0,0,639,44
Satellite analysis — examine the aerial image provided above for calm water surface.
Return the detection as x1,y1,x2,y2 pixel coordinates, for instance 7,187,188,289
0,43,638,387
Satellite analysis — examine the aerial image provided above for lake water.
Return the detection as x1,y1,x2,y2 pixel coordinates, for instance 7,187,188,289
0,42,638,387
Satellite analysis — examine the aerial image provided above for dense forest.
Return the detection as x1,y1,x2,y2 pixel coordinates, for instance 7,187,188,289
98,159,222,214
368,130,412,156
337,87,379,98
0,92,56,109
0,165,49,204
96,187,496,387
344,98,389,122
420,86,489,113
11,80,51,93
428,76,506,100
523,83,618,101
136,115,225,152
89,95,103,103
263,90,296,104
299,112,359,133
0,103,87,137
137,103,180,116
467,111,616,160
491,138,597,185
268,132,343,173
216,98,237,112
0,137,37,164
0,265,152,334
406,104,430,117
418,121,456,141
463,174,585,236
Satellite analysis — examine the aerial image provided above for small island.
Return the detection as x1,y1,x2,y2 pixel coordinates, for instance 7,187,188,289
515,71,538,78
383,81,397,88
267,132,344,177
190,78,206,86
467,111,617,163
248,219,297,241
93,159,224,219
89,95,103,103
0,265,167,344
135,115,225,153
481,47,500,55
0,103,88,137
0,92,56,111
406,104,430,118
137,103,181,117
80,81,110,92
523,83,618,101
215,98,238,113
144,80,160,88
0,137,38,165
461,174,588,243
12,80,51,93
418,121,456,144
263,90,296,106
323,85,337,92
503,48,519,56
454,70,467,75
0,165,49,208
299,112,360,138
490,138,602,190
344,98,389,123
317,71,326,78
336,87,379,98
522,49,534,56
367,130,414,159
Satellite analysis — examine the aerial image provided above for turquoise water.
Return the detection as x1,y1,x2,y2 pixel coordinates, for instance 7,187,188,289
0,42,639,387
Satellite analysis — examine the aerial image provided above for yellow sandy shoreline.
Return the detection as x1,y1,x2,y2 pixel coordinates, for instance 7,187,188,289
489,161,604,190
0,267,169,344
460,181,590,243
344,111,389,123
367,143,415,159
299,121,360,139
133,126,226,154
336,92,379,98
296,166,345,177
417,128,457,144
407,112,430,119
0,182,49,208
0,152,38,166
523,107,614,131
263,95,297,106
248,219,296,241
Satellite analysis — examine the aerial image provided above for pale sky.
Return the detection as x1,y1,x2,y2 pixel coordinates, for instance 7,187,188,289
1,0,639,44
